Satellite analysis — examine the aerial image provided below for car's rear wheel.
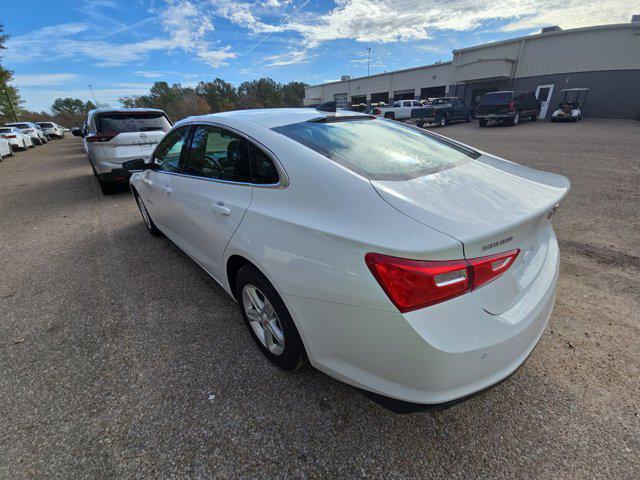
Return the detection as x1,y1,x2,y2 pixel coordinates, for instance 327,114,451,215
384,112,395,120
437,115,448,127
479,119,488,127
236,265,307,371
416,121,425,128
134,193,161,236
530,112,539,121
7,145,14,157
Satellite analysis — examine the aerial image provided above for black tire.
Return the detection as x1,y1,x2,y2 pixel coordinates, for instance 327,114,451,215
236,265,307,371
7,145,14,157
509,113,520,126
134,192,161,236
98,177,117,195
416,121,425,128
384,112,395,120
479,119,488,127
29,140,35,148
530,112,539,121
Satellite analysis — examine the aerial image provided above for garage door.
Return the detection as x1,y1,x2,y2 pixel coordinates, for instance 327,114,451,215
334,93,348,110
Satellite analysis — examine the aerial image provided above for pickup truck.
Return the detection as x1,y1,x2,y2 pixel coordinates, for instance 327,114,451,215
372,99,424,121
476,91,540,126
410,97,470,127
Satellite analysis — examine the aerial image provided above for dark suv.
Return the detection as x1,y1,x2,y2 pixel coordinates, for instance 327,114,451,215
476,91,541,127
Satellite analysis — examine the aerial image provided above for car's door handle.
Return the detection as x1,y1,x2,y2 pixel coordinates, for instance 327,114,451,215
159,185,172,195
211,202,231,216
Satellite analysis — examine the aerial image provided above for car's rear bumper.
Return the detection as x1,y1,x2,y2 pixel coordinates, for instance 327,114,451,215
476,113,515,120
93,155,149,177
283,230,560,408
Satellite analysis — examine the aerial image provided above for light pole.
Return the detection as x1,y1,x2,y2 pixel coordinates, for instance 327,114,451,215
367,47,371,76
88,83,99,105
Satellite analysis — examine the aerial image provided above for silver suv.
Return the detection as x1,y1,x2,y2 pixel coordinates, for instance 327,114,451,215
74,108,172,194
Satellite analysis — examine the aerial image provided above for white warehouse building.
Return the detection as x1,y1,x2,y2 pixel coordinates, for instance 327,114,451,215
304,18,640,119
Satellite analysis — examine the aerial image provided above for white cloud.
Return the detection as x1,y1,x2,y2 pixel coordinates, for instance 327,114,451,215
11,73,80,87
278,0,637,45
4,1,235,69
263,48,314,66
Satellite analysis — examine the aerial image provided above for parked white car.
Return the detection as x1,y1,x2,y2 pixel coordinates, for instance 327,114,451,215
373,99,424,120
36,121,64,139
0,137,11,159
0,126,34,150
130,108,570,409
73,108,171,194
5,122,45,145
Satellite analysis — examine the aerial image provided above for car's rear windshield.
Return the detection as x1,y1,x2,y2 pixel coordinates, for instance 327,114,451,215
96,112,171,133
7,123,30,129
480,92,512,105
272,118,478,181
0,128,14,133
38,122,55,127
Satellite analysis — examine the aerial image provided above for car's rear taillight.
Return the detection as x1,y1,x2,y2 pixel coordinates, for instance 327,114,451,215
467,249,519,289
373,108,381,115
508,101,515,112
86,132,119,142
4,134,16,138
365,249,520,313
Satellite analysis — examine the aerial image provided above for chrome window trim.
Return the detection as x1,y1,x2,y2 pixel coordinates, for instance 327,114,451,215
152,120,289,189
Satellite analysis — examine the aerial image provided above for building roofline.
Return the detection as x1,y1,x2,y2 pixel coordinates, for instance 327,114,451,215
452,22,637,53
307,61,452,88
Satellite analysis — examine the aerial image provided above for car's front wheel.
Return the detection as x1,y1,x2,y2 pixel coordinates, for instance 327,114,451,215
134,193,161,236
479,119,488,127
236,265,307,371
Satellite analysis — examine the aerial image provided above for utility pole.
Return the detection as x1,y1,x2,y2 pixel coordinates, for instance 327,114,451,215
1,78,19,122
88,83,98,105
367,47,371,76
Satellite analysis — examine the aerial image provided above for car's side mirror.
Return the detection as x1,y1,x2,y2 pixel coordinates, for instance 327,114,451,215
122,158,148,171
71,128,82,137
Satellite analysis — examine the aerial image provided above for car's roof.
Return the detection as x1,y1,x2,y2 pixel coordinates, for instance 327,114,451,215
88,107,167,116
176,108,372,129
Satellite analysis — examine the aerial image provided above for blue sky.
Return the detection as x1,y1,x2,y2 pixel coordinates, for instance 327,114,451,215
2,0,635,112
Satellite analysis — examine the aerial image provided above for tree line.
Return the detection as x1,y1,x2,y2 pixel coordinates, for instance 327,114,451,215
0,23,307,128
119,78,307,122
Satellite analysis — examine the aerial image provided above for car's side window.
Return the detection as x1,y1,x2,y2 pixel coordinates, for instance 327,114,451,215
182,125,251,183
153,126,190,173
248,143,280,185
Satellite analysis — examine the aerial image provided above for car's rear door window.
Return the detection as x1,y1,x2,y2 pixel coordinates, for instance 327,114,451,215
273,118,477,181
248,144,279,185
96,112,171,133
182,125,251,183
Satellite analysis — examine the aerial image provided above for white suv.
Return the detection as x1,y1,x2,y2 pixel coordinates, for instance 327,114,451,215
74,108,172,194
5,122,46,145
36,122,64,139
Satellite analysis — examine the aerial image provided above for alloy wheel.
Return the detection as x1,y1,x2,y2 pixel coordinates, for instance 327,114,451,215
242,285,285,355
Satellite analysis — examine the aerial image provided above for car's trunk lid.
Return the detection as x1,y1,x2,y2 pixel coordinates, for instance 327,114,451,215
99,131,166,164
372,155,569,314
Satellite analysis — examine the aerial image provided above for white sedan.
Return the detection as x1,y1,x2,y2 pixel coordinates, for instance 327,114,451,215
0,137,11,159
130,108,569,409
0,126,34,150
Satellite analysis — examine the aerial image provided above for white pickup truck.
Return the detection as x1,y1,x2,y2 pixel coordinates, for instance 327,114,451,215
372,99,424,120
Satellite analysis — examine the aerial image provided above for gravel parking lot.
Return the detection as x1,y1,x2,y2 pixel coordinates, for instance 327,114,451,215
1,120,638,479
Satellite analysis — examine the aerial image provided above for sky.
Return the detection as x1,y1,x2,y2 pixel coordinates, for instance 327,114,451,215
2,0,637,112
